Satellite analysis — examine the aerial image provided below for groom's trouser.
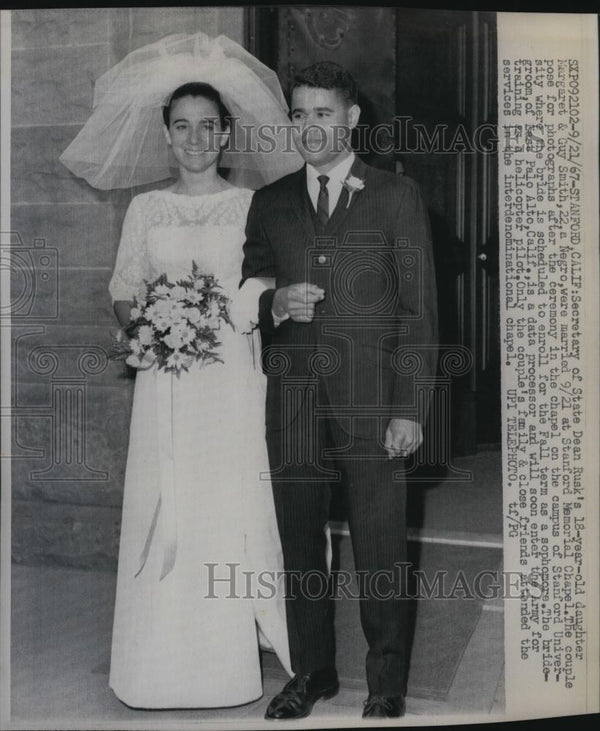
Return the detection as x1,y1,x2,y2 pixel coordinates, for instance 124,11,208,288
266,384,409,697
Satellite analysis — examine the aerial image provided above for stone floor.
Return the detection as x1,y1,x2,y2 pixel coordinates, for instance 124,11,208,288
6,449,509,728
7,560,504,729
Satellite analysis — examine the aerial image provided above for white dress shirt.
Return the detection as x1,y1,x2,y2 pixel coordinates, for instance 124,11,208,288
272,152,356,326
306,152,356,216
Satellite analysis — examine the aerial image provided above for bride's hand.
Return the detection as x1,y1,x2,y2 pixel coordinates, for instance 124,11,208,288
230,277,276,333
114,300,134,327
229,296,256,334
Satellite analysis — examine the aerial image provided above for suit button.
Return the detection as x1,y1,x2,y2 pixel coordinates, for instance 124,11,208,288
318,255,327,264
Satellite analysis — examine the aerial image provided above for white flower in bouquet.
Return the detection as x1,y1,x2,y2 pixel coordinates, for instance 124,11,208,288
178,324,195,345
151,299,173,319
137,324,154,346
129,338,142,355
144,302,159,322
186,307,202,325
206,301,223,328
147,299,185,330
163,324,194,350
146,309,170,332
162,331,180,351
167,351,195,370
170,302,187,320
187,291,205,305
170,284,187,300
154,283,171,298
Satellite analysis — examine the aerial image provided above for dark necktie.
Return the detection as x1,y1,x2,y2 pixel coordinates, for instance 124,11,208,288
316,174,329,228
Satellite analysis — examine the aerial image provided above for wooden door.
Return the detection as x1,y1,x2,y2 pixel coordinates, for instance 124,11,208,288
246,6,500,456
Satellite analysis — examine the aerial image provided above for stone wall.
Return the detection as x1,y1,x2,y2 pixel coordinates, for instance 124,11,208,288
10,7,245,569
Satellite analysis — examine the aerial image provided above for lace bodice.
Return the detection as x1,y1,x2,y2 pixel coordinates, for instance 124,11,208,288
109,187,254,302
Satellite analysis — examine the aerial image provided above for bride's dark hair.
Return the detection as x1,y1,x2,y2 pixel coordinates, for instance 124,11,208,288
162,82,231,128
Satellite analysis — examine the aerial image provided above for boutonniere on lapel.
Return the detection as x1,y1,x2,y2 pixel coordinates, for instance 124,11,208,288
342,174,366,208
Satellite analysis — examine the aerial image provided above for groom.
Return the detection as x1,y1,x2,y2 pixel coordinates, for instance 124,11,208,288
241,62,438,719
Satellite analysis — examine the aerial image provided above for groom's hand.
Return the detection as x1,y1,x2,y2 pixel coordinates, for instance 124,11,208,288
273,283,325,323
384,419,423,459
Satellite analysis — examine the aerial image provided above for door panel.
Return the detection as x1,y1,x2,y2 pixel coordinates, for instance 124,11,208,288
278,7,396,127
395,9,468,122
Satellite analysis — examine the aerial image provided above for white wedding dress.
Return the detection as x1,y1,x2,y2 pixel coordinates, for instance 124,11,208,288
108,187,291,708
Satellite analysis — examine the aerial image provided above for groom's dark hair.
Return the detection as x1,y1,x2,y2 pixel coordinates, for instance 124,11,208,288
292,62,358,105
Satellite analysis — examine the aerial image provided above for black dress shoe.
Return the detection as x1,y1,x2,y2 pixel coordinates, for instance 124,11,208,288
362,694,406,718
265,668,339,720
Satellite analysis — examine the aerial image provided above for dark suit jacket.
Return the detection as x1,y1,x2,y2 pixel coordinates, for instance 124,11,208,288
241,156,438,439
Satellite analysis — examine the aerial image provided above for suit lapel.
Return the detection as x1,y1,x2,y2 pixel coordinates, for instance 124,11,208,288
326,156,369,236
288,166,318,241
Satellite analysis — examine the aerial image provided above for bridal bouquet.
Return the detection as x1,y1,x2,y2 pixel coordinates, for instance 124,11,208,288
110,262,232,375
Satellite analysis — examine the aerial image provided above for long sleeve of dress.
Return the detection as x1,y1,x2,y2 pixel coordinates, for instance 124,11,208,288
109,195,151,303
241,192,279,334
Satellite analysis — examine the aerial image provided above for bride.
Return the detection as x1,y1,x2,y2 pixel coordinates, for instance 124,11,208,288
60,33,302,709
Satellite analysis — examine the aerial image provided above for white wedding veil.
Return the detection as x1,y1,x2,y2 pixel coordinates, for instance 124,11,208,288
60,33,303,190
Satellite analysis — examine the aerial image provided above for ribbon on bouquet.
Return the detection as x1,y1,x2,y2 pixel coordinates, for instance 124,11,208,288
135,370,178,580
133,276,275,581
